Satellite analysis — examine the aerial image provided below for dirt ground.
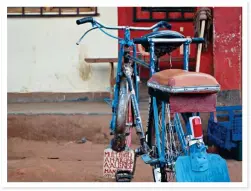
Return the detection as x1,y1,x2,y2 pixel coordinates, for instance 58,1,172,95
7,103,242,182
7,137,242,182
8,137,153,182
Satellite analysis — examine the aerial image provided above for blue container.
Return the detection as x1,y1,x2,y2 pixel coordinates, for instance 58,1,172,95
207,105,242,150
232,114,242,141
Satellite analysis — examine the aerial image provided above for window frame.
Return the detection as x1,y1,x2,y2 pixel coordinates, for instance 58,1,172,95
133,7,196,22
7,7,99,17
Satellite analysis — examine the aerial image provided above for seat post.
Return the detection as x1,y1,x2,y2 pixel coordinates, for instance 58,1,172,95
183,41,190,71
149,42,156,77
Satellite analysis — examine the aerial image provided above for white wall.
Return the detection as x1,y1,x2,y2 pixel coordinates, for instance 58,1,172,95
7,7,118,93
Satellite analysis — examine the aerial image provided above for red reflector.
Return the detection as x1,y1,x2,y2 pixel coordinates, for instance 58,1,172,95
192,118,203,138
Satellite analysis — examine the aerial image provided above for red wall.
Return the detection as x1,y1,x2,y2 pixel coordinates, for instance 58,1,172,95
117,7,242,91
213,7,242,90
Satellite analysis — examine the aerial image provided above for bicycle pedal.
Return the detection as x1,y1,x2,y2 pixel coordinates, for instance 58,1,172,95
115,170,133,182
141,154,159,165
141,154,152,163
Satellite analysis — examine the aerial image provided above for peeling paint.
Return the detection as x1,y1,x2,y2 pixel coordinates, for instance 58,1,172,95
224,57,232,68
216,33,238,45
213,7,241,90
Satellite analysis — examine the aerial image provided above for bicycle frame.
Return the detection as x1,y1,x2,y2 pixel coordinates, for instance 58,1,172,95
77,18,230,183
110,31,194,164
76,18,202,164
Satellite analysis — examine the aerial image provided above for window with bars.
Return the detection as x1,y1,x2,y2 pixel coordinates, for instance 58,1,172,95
133,7,196,22
7,7,99,17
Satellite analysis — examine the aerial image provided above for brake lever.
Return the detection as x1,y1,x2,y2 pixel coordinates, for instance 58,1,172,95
76,26,99,45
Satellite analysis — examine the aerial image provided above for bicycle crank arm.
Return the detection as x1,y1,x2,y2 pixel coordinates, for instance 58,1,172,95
140,154,159,165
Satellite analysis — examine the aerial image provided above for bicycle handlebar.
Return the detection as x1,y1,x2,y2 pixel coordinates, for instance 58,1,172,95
76,17,171,31
134,37,205,45
76,17,205,45
151,37,205,43
76,17,94,25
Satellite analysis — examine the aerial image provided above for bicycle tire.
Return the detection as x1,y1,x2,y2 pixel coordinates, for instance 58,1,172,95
116,77,130,133
115,76,135,149
114,77,134,182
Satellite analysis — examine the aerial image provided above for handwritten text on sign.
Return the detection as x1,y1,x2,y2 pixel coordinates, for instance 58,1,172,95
103,148,135,178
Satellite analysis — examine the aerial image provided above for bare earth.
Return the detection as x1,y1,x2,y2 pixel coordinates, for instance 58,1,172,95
8,138,153,182
7,102,242,182
8,138,242,182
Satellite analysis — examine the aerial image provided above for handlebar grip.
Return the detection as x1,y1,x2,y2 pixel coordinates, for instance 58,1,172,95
191,38,205,43
76,17,94,25
158,21,172,30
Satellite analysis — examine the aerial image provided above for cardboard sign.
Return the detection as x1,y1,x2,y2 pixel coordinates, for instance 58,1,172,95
103,148,135,178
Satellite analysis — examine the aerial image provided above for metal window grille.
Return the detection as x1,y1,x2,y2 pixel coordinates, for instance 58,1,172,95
7,7,99,17
133,7,196,22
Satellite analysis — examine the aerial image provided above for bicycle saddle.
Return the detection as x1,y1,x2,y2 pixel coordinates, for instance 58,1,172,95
133,30,184,57
147,69,220,94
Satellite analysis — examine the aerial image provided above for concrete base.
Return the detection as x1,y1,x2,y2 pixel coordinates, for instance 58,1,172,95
7,92,110,103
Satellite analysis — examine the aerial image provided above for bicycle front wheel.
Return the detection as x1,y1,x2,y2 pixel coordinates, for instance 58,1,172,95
112,77,133,151
116,77,130,133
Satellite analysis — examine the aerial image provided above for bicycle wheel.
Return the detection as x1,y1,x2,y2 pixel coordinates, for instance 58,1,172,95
113,77,136,182
146,98,183,182
112,77,132,151
116,77,130,133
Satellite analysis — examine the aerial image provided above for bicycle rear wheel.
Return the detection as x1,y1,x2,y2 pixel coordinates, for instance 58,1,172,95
146,98,182,182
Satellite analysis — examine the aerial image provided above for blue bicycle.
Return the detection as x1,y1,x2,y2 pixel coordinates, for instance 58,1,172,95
76,17,230,182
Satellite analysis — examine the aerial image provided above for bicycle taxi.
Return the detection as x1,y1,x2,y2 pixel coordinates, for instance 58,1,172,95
76,17,230,182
